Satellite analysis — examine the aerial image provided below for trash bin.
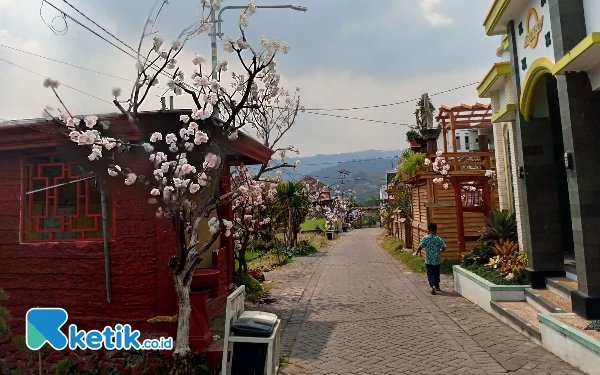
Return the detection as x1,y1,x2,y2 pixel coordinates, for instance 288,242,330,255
230,311,278,375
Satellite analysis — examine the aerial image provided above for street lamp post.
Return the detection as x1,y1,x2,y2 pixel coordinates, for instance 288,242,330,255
209,4,307,78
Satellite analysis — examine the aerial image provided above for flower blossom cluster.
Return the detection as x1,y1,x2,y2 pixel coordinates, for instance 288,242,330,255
208,217,233,237
231,167,278,249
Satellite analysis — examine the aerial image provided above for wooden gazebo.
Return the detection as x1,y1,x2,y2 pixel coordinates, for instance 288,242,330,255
437,103,493,153
399,103,499,261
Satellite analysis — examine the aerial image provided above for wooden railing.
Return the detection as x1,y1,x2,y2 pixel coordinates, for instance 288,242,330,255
427,152,495,171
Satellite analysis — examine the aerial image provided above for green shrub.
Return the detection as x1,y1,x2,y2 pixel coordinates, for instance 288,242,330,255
247,238,279,253
463,264,527,285
53,359,77,375
462,243,495,266
0,289,9,337
480,210,518,244
397,151,426,178
293,240,317,256
406,130,421,142
232,273,263,297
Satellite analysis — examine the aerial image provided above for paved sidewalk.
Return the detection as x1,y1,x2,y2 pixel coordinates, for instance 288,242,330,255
261,229,583,375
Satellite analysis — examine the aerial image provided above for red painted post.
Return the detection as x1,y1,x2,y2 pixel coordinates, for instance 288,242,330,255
482,178,491,214
452,180,466,262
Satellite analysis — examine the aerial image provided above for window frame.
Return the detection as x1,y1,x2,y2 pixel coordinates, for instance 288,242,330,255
20,154,116,242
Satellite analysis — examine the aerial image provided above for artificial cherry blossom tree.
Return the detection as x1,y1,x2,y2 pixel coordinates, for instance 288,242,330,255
40,1,302,373
230,165,278,273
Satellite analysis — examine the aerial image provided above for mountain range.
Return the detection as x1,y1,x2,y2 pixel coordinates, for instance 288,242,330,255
282,149,401,203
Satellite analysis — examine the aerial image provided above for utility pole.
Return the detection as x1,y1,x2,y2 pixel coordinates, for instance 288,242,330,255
210,4,307,78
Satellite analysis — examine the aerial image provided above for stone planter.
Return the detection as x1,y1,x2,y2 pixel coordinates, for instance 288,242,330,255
419,128,441,141
453,265,529,314
538,313,600,375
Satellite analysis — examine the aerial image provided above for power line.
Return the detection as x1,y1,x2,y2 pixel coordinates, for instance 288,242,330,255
42,0,136,59
0,57,112,104
302,82,480,111
277,155,399,167
0,43,136,83
301,111,417,126
42,0,201,95
57,0,135,54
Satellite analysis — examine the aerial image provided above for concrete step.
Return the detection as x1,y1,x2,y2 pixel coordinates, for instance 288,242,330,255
564,263,577,281
525,288,571,314
546,277,578,301
490,301,541,342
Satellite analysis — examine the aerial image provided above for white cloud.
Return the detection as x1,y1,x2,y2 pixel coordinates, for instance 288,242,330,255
278,66,489,156
419,0,453,26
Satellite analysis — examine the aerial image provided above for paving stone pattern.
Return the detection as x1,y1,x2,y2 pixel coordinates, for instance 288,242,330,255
259,229,583,375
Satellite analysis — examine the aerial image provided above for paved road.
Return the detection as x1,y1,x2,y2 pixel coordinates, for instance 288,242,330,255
276,229,582,375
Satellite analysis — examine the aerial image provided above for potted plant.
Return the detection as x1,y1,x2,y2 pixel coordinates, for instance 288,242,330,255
406,130,422,147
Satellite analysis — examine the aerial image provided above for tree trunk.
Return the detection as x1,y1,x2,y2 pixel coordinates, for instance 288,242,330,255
287,210,293,249
169,275,193,375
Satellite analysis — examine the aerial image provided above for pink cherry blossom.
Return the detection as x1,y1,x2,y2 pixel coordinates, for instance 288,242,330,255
203,153,220,169
189,183,201,194
181,163,195,174
151,188,161,196
150,132,163,142
165,133,177,145
194,131,209,145
124,173,137,186
85,116,98,128
108,165,121,177
192,55,206,65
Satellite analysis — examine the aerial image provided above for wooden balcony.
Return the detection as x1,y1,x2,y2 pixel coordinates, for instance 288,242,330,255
426,152,495,173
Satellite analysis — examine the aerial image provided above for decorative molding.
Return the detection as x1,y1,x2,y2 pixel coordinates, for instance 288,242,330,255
477,61,512,98
553,32,600,75
484,0,512,36
519,57,555,121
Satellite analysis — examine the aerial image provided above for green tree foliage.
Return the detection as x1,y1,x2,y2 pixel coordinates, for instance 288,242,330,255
274,181,311,248
396,150,426,179
0,289,9,337
363,195,380,207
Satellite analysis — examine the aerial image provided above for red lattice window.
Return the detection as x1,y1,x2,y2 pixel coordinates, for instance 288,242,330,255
21,155,114,241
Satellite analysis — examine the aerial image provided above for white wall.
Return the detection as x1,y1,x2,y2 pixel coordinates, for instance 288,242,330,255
511,0,555,90
583,0,600,33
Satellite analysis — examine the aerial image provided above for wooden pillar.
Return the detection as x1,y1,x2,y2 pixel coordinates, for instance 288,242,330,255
452,180,466,260
478,135,489,152
442,126,448,153
450,112,458,152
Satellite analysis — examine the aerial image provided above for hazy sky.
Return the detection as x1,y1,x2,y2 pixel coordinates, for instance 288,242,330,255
0,0,501,156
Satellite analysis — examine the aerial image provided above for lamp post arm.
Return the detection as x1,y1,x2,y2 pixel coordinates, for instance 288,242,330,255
216,4,306,37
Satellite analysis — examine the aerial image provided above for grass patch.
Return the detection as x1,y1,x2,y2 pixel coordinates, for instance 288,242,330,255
300,219,326,232
233,273,263,297
279,354,290,369
248,249,292,271
244,250,263,263
463,264,527,285
380,235,458,274
293,240,318,256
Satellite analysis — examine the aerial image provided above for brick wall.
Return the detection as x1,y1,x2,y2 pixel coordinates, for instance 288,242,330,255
0,152,178,337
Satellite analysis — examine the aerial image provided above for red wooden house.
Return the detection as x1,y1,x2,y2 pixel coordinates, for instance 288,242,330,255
0,111,273,358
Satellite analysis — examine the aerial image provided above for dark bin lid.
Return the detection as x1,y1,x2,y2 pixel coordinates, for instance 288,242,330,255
231,317,275,337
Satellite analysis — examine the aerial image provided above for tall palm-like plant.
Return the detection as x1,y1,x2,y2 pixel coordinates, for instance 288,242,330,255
275,181,311,249
480,209,518,244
